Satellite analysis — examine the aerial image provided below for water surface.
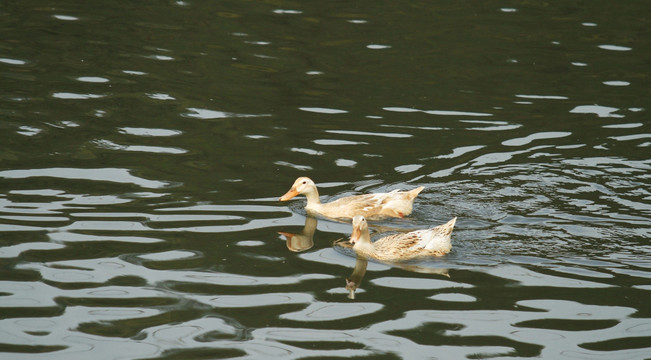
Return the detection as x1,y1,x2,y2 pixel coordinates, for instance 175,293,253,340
1,1,650,359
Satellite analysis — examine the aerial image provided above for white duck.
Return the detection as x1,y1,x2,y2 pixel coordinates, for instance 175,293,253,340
349,215,457,261
279,177,424,219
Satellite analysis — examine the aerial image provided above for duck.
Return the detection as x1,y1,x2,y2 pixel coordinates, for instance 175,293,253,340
349,215,457,261
279,177,424,219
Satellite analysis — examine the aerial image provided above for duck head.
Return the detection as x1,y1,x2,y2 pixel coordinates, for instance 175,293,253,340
279,177,317,201
350,215,370,245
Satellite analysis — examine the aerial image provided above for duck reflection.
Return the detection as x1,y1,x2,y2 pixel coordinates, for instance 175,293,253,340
393,263,449,277
345,257,368,299
278,216,317,252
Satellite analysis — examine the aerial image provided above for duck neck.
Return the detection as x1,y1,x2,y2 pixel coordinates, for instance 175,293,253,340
353,229,376,257
304,187,321,208
303,216,317,236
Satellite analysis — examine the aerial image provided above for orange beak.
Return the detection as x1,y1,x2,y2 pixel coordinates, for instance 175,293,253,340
279,188,299,201
278,231,297,251
349,227,361,244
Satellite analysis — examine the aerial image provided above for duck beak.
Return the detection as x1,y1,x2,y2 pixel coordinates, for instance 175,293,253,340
349,227,361,244
345,278,356,299
279,188,299,201
278,231,295,249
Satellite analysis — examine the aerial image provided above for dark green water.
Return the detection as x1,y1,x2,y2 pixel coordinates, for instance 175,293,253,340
1,1,650,359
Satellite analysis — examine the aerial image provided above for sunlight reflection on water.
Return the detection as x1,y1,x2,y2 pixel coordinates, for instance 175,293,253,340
1,0,649,359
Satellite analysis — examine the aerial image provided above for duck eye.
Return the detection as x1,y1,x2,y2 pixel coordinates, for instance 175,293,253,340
302,181,306,184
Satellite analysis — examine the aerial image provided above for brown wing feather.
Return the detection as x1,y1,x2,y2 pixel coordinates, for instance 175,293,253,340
367,217,456,261
374,232,421,251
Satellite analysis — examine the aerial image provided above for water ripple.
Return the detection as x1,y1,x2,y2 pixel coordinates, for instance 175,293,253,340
0,168,169,189
1,1,649,359
299,107,348,114
280,302,383,321
51,92,106,100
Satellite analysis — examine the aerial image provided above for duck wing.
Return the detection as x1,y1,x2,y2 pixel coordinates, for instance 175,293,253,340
373,218,456,259
373,231,426,254
325,192,392,215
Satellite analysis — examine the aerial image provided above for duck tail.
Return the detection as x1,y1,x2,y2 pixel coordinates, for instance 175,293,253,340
443,217,457,235
424,217,457,252
406,186,425,200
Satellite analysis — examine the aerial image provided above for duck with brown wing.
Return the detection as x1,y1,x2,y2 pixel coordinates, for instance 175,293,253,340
279,177,424,220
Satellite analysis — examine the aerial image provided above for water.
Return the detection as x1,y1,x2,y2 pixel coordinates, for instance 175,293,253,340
1,1,650,359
